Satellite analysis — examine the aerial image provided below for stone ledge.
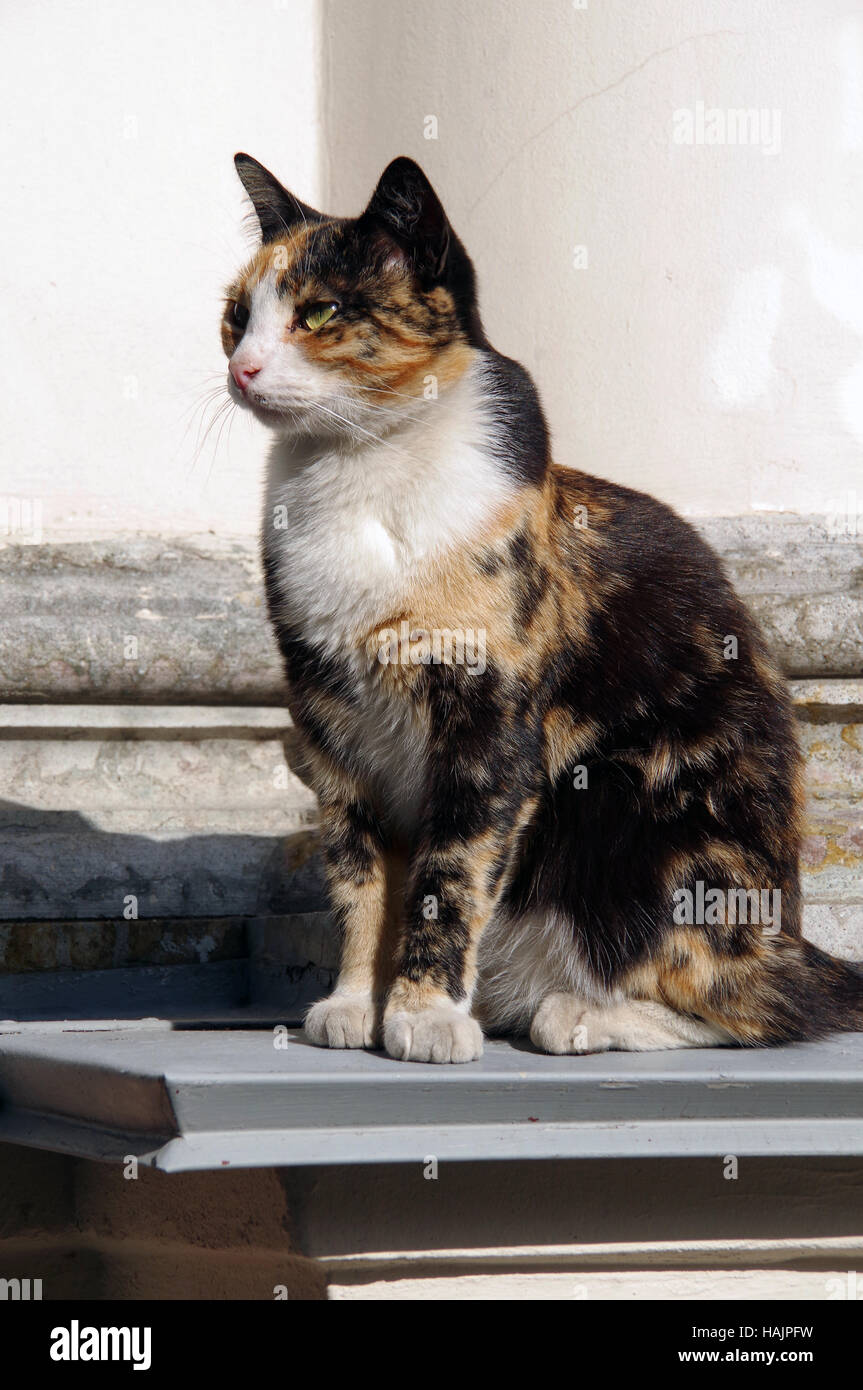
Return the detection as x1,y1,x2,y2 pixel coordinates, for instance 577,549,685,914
0,705,294,738
1,909,856,1026
0,535,283,704
0,960,250,1021
1,516,860,702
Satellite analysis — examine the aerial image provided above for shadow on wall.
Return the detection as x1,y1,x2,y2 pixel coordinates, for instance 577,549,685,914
0,800,326,922
0,792,335,1022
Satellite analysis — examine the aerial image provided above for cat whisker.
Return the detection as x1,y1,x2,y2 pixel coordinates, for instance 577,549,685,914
307,400,432,468
186,396,236,480
349,384,426,401
203,399,239,488
345,395,429,427
170,386,232,471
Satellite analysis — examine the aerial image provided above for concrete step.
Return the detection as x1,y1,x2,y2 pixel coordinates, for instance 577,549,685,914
0,687,860,960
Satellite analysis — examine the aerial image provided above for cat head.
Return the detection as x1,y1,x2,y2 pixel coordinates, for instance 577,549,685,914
223,154,485,436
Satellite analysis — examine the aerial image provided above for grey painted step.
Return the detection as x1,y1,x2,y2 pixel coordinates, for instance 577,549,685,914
1,517,861,704
0,1026,862,1169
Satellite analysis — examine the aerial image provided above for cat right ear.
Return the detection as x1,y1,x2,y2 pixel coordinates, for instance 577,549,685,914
234,154,322,242
359,157,451,282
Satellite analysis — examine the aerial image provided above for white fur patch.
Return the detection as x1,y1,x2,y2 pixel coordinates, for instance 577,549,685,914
262,355,517,654
305,991,377,1049
383,1004,483,1063
474,909,610,1035
230,269,338,411
530,994,733,1054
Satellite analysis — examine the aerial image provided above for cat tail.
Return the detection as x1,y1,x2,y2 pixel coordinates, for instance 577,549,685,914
795,938,863,1036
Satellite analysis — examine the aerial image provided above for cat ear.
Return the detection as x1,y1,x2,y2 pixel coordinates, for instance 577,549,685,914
234,153,322,242
360,157,451,280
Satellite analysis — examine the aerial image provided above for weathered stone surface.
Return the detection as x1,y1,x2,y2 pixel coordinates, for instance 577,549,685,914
0,922,247,973
797,715,863,800
250,904,862,984
793,680,863,919
0,816,324,921
801,797,863,903
0,728,314,817
0,664,860,975
0,518,860,703
0,536,284,703
801,906,863,962
697,516,863,676
0,705,295,735
0,687,859,959
0,705,320,923
790,679,863,723
248,915,337,1015
0,959,249,1019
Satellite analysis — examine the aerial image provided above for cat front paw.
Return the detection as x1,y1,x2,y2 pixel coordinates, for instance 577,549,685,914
383,1007,484,1064
304,992,378,1049
530,993,598,1054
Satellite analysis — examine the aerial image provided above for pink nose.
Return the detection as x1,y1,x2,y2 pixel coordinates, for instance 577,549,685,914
230,361,261,391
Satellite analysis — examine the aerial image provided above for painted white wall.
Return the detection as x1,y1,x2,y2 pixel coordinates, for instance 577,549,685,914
0,0,321,538
2,0,861,537
322,0,863,520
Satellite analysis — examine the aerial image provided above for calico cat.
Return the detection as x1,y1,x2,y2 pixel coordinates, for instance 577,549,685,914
223,151,863,1062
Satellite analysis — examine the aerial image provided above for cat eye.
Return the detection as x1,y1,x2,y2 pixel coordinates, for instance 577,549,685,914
300,301,339,332
231,301,249,330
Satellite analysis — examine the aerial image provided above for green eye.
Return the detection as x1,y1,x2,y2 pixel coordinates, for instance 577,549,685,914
301,301,339,331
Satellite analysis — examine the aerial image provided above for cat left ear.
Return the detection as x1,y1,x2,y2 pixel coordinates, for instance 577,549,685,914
234,153,322,242
360,157,451,281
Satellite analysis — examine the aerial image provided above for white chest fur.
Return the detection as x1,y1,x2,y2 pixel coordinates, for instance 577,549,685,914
261,358,514,655
261,358,514,831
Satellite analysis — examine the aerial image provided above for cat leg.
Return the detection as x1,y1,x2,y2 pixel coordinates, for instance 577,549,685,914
530,993,733,1054
383,712,540,1063
304,773,400,1049
382,824,498,1063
